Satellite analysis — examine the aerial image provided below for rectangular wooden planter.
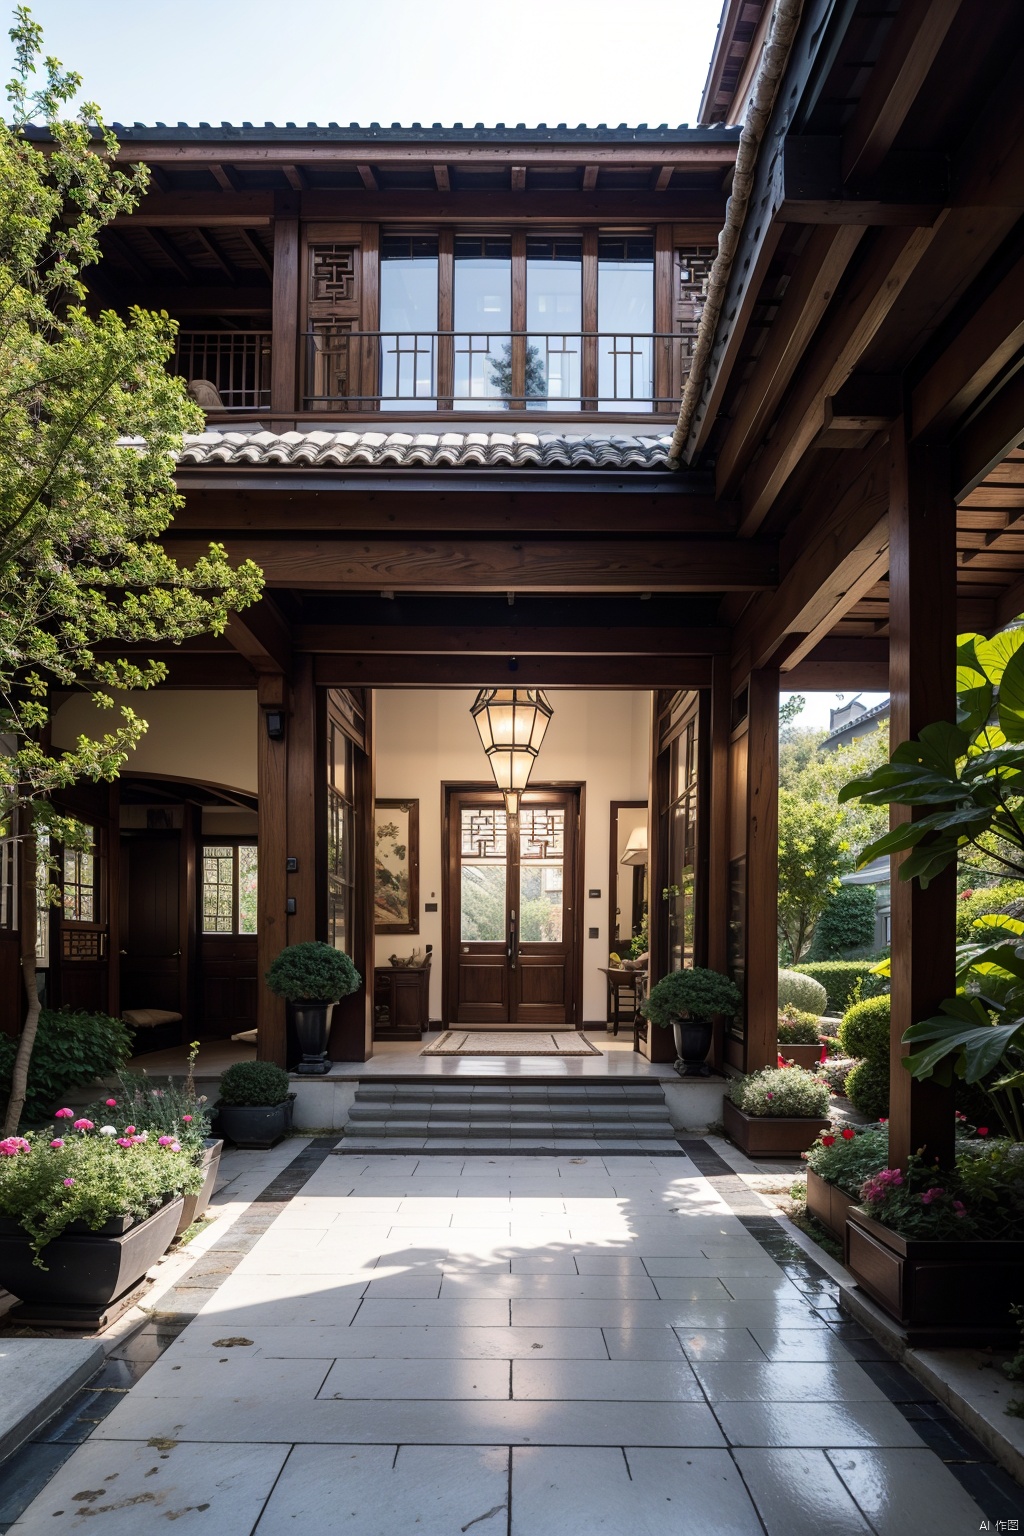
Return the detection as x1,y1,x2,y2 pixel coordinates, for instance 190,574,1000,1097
844,1205,1024,1345
722,1096,831,1158
777,1043,827,1070
175,1138,224,1238
805,1167,856,1241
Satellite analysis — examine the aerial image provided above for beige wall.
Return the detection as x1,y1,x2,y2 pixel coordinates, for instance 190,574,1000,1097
374,689,652,1022
52,690,258,795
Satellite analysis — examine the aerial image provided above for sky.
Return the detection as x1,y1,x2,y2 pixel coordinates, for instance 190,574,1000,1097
783,691,889,735
2,0,726,127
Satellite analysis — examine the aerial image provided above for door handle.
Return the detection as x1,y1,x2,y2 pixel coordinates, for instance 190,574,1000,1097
508,908,517,969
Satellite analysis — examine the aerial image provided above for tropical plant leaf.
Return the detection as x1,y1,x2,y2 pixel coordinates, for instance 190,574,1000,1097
976,629,1024,686
998,643,1024,742
901,1008,1024,1082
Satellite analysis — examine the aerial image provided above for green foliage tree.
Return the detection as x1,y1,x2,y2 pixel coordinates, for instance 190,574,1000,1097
776,789,846,961
806,883,878,959
487,342,547,404
0,10,262,1133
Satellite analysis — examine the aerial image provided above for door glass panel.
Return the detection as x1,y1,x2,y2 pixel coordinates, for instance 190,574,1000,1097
519,807,564,943
238,845,258,935
460,806,507,941
598,234,654,411
526,237,582,410
454,236,512,409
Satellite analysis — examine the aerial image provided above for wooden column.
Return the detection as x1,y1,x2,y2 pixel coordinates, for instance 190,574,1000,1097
744,668,779,1071
707,658,732,1070
888,418,956,1169
270,192,299,425
285,655,318,948
256,673,288,1066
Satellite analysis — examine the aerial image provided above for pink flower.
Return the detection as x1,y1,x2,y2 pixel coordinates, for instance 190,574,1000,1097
151,1089,164,1099
72,1118,94,1132
0,1137,29,1156
130,1133,147,1145
115,1138,132,1148
920,1186,945,1205
63,1178,74,1187
123,1125,136,1136
169,1142,181,1153
54,1108,73,1120
49,1139,64,1149
158,1136,174,1147
954,1200,967,1217
105,1098,117,1108
182,1115,193,1123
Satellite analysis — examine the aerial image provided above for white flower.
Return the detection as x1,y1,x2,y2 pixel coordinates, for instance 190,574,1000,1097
99,1125,117,1136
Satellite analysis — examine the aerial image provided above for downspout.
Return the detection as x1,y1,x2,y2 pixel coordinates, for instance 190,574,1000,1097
667,0,805,467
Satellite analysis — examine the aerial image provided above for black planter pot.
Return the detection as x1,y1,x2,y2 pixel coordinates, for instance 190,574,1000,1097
671,1015,714,1076
219,1096,293,1149
175,1138,224,1237
289,1000,335,1075
0,1196,183,1331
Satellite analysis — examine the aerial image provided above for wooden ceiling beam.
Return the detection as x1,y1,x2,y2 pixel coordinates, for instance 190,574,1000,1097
146,227,194,281
582,165,599,189
357,163,378,191
209,163,242,192
114,192,273,226
113,141,740,168
654,165,673,192
777,138,947,226
281,164,308,191
911,248,1024,437
313,654,714,688
162,536,778,593
433,164,450,191
951,367,1024,501
784,636,889,691
511,166,526,190
735,223,939,536
295,624,729,655
235,228,273,279
224,597,293,675
842,0,965,184
191,227,240,280
715,225,866,498
114,286,270,314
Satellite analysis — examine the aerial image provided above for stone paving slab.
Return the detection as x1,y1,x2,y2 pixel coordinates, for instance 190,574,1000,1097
0,1340,104,1464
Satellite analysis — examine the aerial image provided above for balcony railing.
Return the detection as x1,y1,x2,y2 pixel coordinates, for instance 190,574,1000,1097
303,330,697,413
173,331,272,411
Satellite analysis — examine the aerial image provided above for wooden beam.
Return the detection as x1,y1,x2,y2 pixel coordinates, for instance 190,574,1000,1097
114,191,273,226
225,598,294,674
784,636,889,690
433,164,450,191
270,208,299,417
115,140,740,169
511,166,526,191
313,654,714,688
824,373,901,432
996,573,1024,628
237,228,273,279
736,224,939,535
733,445,890,684
110,286,271,315
164,536,779,593
742,668,779,1072
281,164,307,192
191,227,239,280
842,0,964,183
715,225,865,496
951,366,1024,501
582,165,598,190
209,163,242,192
911,248,1024,437
256,672,287,1067
888,418,956,1170
146,227,193,281
295,624,729,655
778,137,947,225
654,165,673,192
356,163,378,191
143,654,256,687
174,484,735,536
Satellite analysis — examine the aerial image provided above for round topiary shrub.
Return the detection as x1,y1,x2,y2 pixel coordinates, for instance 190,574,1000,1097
727,1065,830,1119
641,967,741,1027
778,969,827,1016
838,994,890,1063
266,942,361,1003
777,1009,822,1045
219,1061,291,1107
844,1057,890,1120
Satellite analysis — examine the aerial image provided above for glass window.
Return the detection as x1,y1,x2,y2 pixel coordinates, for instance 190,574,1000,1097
666,714,699,971
526,237,582,410
518,806,565,942
201,843,258,936
380,234,439,409
63,828,96,922
327,718,355,953
598,234,654,411
454,236,512,409
460,805,507,941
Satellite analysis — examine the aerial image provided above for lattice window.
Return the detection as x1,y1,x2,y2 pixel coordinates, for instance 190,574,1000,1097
676,247,716,367
63,830,96,922
202,843,258,936
519,808,565,860
461,807,508,860
310,245,357,307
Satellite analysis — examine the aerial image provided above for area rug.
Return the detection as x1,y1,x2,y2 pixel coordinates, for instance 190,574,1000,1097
421,1030,602,1057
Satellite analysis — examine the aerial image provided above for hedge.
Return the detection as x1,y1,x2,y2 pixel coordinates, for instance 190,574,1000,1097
955,882,1024,942
791,960,886,1014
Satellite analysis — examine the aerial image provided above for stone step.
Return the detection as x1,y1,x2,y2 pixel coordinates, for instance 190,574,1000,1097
344,1119,677,1140
347,1102,670,1122
352,1085,666,1104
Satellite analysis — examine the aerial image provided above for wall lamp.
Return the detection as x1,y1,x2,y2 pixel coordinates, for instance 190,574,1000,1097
264,709,286,741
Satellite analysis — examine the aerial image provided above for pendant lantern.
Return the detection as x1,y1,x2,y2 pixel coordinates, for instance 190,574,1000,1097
470,688,554,817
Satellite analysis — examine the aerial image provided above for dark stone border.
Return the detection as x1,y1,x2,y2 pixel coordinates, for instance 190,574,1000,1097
676,1138,1024,1518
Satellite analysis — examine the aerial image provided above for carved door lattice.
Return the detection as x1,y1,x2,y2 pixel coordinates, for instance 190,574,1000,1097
307,242,362,409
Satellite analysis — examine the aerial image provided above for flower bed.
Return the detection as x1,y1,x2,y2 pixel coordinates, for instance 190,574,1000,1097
724,1066,832,1157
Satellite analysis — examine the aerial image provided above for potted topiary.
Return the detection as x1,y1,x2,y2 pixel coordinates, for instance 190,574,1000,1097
265,941,362,1075
640,967,741,1076
723,1064,832,1157
217,1061,293,1148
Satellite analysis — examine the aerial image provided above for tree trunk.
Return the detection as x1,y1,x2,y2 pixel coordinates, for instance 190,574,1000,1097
3,837,40,1135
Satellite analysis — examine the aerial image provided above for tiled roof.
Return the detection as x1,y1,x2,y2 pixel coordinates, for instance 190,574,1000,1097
29,122,740,144
176,430,676,471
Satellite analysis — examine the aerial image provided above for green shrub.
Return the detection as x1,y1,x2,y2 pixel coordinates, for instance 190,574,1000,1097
641,967,741,1028
777,1010,822,1045
845,1057,890,1119
956,882,1024,941
219,1061,290,1107
266,941,361,1003
805,1123,889,1196
0,1009,134,1126
838,994,890,1063
806,885,878,960
793,960,886,1015
777,970,827,1015
727,1065,830,1119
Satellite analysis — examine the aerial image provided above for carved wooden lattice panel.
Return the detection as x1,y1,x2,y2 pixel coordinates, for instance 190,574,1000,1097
309,244,358,312
461,807,508,860
519,808,565,860
676,247,716,366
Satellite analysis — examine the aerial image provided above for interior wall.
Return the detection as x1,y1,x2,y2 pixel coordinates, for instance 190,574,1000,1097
52,691,258,795
373,689,653,1023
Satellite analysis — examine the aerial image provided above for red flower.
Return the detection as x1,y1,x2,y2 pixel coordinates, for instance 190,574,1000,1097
841,1127,855,1140
878,1117,888,1125
977,1126,989,1136
820,1134,835,1147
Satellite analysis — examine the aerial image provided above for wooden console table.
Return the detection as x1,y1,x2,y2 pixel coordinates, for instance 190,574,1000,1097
373,963,430,1041
598,967,646,1039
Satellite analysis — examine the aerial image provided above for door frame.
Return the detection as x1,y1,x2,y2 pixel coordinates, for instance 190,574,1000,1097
441,780,586,1029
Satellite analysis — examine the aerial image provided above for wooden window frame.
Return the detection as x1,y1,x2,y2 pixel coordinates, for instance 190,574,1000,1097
201,839,258,939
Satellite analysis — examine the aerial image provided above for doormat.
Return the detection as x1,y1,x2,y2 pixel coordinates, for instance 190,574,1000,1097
421,1030,603,1057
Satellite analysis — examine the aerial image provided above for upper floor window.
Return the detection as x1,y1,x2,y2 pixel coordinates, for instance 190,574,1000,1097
598,236,654,412
380,235,439,410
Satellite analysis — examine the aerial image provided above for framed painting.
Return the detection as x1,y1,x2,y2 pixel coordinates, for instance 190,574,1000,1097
374,799,419,934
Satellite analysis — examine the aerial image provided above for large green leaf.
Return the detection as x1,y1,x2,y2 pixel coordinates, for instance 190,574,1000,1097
976,628,1024,686
998,641,1024,742
902,1007,1024,1083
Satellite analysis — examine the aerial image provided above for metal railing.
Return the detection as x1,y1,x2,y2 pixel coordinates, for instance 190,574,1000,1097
173,331,273,411
303,330,697,412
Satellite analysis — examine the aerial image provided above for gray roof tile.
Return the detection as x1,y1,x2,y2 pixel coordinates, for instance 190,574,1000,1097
176,429,675,471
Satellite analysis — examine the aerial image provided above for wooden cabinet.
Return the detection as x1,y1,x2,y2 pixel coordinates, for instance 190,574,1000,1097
373,964,430,1041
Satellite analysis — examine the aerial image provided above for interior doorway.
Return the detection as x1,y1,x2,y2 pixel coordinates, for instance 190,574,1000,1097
443,786,581,1028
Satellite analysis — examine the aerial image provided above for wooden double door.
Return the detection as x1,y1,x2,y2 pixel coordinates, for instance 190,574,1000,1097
445,788,579,1028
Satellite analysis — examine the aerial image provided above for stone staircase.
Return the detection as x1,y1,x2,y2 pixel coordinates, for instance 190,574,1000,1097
339,1080,679,1151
